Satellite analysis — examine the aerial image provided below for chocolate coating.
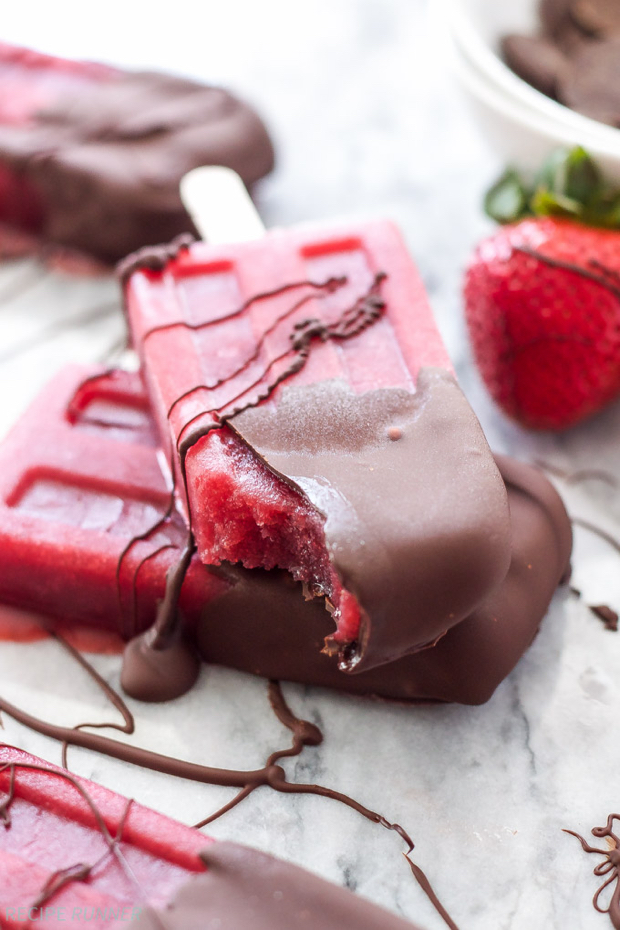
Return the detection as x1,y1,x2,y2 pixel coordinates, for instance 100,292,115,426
229,368,512,673
570,0,620,35
501,35,567,99
503,0,620,123
135,842,424,930
0,71,274,262
558,38,620,124
196,455,571,705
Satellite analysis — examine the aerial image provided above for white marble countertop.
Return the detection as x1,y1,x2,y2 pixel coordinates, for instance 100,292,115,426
1,2,620,928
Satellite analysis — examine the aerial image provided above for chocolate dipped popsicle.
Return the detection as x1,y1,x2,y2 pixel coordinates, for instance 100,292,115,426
122,168,512,676
0,365,570,704
0,43,274,262
0,745,424,929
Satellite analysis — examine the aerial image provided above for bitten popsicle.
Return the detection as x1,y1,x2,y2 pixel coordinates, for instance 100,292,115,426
0,365,570,704
122,170,513,675
0,745,424,929
0,43,274,262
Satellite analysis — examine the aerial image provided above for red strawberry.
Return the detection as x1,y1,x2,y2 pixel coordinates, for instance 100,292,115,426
464,216,620,430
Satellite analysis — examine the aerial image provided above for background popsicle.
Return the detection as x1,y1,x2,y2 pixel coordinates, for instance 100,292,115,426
0,43,274,262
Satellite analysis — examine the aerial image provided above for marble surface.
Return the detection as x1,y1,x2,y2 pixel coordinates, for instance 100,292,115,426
0,2,620,928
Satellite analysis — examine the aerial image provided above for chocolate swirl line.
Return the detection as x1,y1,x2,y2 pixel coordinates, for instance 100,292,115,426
565,814,620,928
0,670,458,929
50,630,135,770
0,760,144,906
31,797,135,908
112,273,353,639
138,274,347,344
117,272,387,677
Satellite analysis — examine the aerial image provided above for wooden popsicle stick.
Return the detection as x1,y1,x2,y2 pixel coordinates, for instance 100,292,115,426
180,166,266,244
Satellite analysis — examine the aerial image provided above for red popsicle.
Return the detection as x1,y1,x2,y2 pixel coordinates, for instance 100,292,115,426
0,43,274,261
123,207,512,672
0,365,228,644
0,744,207,920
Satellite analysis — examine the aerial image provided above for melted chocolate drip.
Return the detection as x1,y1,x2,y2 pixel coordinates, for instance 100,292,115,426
119,273,387,696
565,814,620,928
116,233,195,285
121,535,201,702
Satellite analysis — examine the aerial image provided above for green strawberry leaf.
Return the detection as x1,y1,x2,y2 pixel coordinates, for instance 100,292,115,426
530,187,582,218
584,193,620,227
562,147,603,205
485,146,620,230
534,148,572,194
484,170,529,224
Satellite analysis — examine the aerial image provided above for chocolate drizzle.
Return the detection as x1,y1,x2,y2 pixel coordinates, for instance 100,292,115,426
0,759,141,906
116,233,195,286
0,657,458,928
565,814,620,928
51,630,135,769
119,272,388,698
31,796,135,908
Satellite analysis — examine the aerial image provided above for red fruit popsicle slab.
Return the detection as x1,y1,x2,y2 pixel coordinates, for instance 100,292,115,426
0,364,228,646
123,168,512,674
0,745,424,929
0,744,207,920
0,43,274,262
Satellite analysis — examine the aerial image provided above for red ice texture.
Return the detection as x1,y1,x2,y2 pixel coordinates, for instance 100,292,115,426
0,746,209,923
190,428,361,644
0,367,229,644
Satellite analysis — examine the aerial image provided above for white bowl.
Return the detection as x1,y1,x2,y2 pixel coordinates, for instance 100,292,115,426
443,0,620,181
